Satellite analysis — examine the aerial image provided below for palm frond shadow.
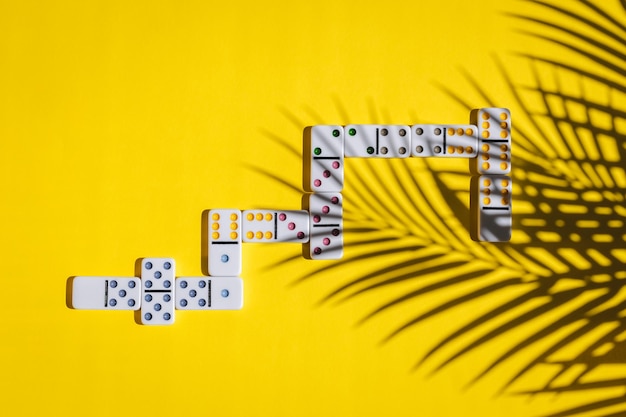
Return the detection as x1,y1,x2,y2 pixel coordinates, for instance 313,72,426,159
249,0,626,414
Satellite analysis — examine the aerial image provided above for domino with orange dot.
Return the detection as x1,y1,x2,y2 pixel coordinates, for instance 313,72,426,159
242,210,309,243
411,124,478,157
471,108,511,174
304,125,344,192
208,209,242,276
476,175,512,242
344,125,411,158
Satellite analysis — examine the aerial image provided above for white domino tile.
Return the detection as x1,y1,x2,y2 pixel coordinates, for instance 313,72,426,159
344,125,411,158
72,277,140,310
141,257,175,325
472,108,511,174
242,210,309,243
476,175,512,242
304,192,343,260
175,277,243,310
208,209,242,276
411,124,478,158
303,125,344,192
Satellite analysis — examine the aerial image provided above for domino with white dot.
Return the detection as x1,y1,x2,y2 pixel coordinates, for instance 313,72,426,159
303,192,343,260
344,125,411,158
475,175,512,242
303,125,344,192
141,257,175,325
471,108,511,174
71,277,141,310
208,209,242,276
411,124,478,158
242,210,309,243
175,277,243,310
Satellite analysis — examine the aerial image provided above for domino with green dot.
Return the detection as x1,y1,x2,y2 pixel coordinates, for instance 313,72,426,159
344,125,411,158
303,125,344,192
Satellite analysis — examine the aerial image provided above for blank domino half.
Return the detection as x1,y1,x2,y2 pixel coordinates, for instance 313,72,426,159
471,108,511,174
175,277,243,310
344,125,411,158
72,277,140,310
303,125,344,192
141,257,175,325
411,124,478,157
475,175,512,242
303,192,343,260
242,210,309,243
208,209,242,276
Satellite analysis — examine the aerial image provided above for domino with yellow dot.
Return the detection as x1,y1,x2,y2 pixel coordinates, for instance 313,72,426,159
471,108,511,174
411,124,478,157
208,209,242,276
476,175,512,242
242,210,309,243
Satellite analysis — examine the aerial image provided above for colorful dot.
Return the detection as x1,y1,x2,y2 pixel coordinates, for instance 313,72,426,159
256,231,263,239
279,213,287,221
313,247,322,255
482,144,490,152
484,197,491,205
314,179,322,187
288,222,295,230
482,112,489,120
212,213,220,221
482,131,490,138
447,128,455,135
212,232,220,239
501,179,509,187
313,215,321,223
500,122,508,129
265,232,273,239
256,213,263,221
332,161,340,169
265,213,273,221
332,129,340,137
212,222,219,230
246,213,254,221
482,162,490,170
314,147,322,155
230,222,238,230
500,130,508,138
231,232,238,239
297,232,305,239
482,121,490,129
466,128,474,135
323,238,330,245
230,213,238,221
500,144,508,152
482,153,489,160
448,146,455,154
331,196,339,204
500,112,508,120
322,205,330,214
323,170,331,178
367,147,375,154
500,162,508,170
466,147,473,153
246,231,254,239
332,229,340,236
349,128,356,136
483,179,491,186
457,146,463,153
457,128,464,136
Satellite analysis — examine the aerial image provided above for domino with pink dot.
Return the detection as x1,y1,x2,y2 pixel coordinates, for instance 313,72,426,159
303,192,343,260
242,210,309,243
303,125,344,192
471,108,511,174
208,209,242,276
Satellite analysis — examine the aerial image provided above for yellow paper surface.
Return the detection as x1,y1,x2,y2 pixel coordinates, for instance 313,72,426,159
1,1,625,416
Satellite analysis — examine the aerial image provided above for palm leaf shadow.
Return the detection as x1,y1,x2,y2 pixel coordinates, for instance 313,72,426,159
249,1,626,416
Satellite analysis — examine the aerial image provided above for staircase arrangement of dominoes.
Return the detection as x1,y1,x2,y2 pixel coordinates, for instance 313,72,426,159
70,107,511,325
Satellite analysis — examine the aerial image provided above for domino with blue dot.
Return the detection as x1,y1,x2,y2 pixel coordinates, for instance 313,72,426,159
71,277,141,310
141,257,175,325
175,277,243,310
344,125,411,158
208,209,242,276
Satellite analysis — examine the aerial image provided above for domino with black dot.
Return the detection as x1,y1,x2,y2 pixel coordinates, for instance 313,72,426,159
303,192,343,260
242,210,309,243
471,108,511,174
411,124,478,158
344,125,410,158
71,277,141,310
208,209,242,276
475,175,512,242
303,125,344,192
141,257,175,325
175,277,243,310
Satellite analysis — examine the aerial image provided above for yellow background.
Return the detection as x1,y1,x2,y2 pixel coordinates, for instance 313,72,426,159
1,1,623,416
